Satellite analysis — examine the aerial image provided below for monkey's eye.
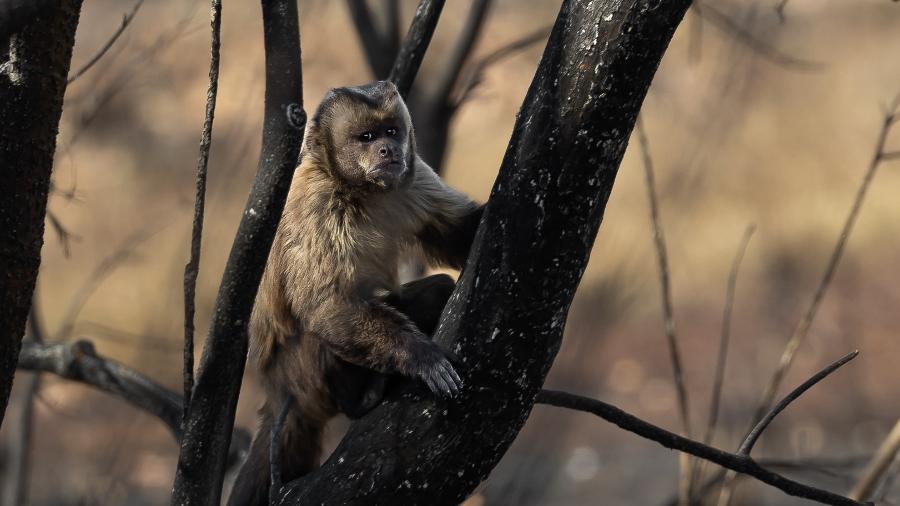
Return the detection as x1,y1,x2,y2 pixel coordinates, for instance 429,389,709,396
385,127,398,137
358,132,375,142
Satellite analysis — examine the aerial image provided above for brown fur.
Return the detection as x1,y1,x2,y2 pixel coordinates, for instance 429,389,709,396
228,81,482,506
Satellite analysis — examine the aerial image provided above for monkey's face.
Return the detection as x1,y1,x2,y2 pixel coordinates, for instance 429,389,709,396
315,82,416,192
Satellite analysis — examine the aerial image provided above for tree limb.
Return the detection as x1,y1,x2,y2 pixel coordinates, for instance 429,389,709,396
170,0,305,503
66,0,145,84
535,386,867,506
345,0,394,78
388,0,445,98
431,0,492,105
183,0,222,426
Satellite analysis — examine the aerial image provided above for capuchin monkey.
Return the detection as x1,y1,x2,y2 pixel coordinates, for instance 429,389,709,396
227,81,483,506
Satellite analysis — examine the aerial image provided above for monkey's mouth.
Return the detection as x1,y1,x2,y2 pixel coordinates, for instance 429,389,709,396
368,161,407,189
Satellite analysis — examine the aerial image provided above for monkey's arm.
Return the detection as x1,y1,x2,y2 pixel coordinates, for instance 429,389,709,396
411,159,484,270
307,298,462,396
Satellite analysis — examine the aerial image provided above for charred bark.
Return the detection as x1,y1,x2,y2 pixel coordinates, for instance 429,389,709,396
0,0,82,429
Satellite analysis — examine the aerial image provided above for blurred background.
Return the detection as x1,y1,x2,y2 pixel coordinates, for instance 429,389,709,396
2,0,900,504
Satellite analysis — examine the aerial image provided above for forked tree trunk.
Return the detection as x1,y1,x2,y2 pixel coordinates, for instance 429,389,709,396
0,0,83,429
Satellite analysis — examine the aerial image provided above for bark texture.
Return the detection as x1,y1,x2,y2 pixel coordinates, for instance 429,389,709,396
0,0,82,429
277,0,691,503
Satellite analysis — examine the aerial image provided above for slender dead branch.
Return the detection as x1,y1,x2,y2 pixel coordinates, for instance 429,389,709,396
383,0,401,58
718,97,900,506
535,388,868,506
453,25,550,108
635,114,694,505
15,339,249,468
183,0,222,426
739,351,858,455
346,0,394,78
388,0,445,98
67,0,145,83
690,224,755,497
171,0,305,502
432,0,492,104
849,419,900,501
694,1,821,70
704,224,755,447
56,224,164,340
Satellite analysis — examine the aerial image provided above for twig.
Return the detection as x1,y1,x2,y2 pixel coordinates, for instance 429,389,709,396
740,351,858,455
183,0,222,427
431,0,492,104
850,419,900,501
636,114,694,505
718,98,900,506
535,388,868,506
67,0,145,84
388,0,446,98
346,0,394,78
171,0,305,502
704,224,755,447
15,339,249,467
269,397,294,506
453,25,549,108
690,224,755,496
694,1,821,70
55,224,164,340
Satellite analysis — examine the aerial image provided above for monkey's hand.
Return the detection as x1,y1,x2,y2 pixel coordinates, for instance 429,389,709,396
407,340,463,397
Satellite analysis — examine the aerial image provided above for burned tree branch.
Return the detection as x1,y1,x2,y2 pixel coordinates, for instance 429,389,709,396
346,0,394,78
16,339,250,468
535,387,867,506
0,0,83,428
183,0,222,425
277,1,692,504
388,0,445,98
171,0,305,503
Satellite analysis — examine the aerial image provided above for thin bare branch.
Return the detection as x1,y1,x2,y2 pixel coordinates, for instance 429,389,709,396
453,25,550,108
183,0,222,427
694,1,822,70
718,100,900,506
383,0,401,59
636,114,694,505
705,224,755,446
690,224,755,497
535,389,868,506
432,0,492,104
739,351,858,455
67,0,145,84
56,224,164,340
388,0,446,98
16,339,249,468
346,0,394,78
850,419,900,501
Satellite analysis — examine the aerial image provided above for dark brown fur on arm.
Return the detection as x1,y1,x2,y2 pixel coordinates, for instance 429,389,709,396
418,203,484,270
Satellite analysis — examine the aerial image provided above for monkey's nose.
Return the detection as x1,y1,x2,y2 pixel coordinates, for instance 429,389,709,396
378,146,392,158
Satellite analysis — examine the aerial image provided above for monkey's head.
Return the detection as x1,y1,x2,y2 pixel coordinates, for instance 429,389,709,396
308,81,416,192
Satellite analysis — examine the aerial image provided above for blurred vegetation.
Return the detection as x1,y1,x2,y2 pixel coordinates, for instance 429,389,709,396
2,0,900,504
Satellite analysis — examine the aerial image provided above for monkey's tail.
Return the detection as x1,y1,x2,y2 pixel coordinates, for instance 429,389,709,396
227,405,323,506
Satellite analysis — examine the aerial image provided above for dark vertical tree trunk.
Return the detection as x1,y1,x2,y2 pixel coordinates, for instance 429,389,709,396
0,0,83,429
277,0,691,503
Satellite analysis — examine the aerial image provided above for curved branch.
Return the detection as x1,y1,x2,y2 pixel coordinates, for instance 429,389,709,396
16,339,250,469
345,0,394,78
431,0,492,103
388,0,445,98
535,389,867,506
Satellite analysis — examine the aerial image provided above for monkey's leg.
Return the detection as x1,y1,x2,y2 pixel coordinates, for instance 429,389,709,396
332,274,457,418
227,406,324,506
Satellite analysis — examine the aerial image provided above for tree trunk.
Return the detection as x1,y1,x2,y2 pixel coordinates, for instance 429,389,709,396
277,0,691,503
0,0,83,429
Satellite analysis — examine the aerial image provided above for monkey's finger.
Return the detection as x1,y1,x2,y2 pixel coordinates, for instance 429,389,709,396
445,363,463,388
438,363,461,396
